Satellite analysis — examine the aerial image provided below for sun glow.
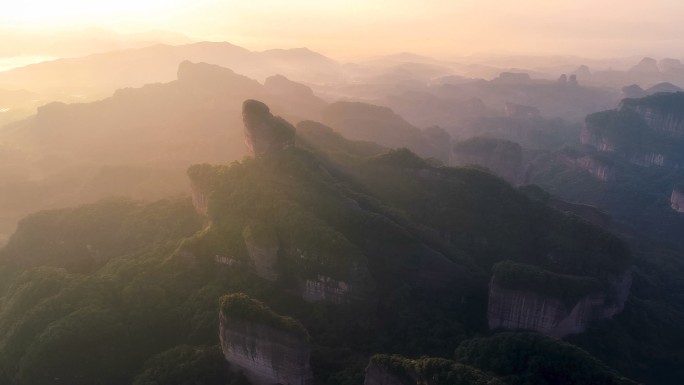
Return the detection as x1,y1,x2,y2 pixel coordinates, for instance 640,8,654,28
0,0,195,28
0,0,682,58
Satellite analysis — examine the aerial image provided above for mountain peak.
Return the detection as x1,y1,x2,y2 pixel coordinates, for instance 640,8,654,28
242,100,296,156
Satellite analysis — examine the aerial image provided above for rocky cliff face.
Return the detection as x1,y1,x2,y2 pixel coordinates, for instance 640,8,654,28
619,92,684,138
220,295,314,385
302,275,351,304
189,179,209,217
488,270,631,338
243,246,276,277
574,155,615,181
630,151,667,167
582,96,684,168
671,186,684,213
242,225,280,282
632,105,684,138
220,319,313,385
580,124,617,152
243,99,296,156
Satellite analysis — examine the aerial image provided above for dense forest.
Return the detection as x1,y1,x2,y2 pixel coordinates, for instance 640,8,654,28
0,99,682,385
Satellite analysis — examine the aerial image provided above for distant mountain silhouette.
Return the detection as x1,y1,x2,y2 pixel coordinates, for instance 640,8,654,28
0,27,193,61
0,62,328,238
0,41,343,98
321,101,449,161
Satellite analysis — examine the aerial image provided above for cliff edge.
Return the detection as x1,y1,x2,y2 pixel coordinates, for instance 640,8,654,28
243,99,296,156
487,261,631,337
219,294,313,385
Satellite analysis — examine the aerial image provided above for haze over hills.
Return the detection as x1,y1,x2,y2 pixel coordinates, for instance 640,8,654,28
0,61,328,242
1,36,682,135
0,41,340,96
0,28,194,69
2,4,684,384
1,98,683,385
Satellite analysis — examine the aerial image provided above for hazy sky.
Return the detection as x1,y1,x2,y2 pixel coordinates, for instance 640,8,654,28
3,0,684,59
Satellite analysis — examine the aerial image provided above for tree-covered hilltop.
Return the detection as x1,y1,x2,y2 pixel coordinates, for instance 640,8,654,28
0,197,202,272
454,332,638,385
0,100,680,385
366,354,504,385
491,261,604,307
620,91,684,120
220,293,309,340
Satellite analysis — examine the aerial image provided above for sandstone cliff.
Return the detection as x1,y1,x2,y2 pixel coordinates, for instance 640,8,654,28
574,155,615,181
487,261,631,337
628,106,684,139
242,223,280,281
184,102,373,303
219,294,314,385
243,99,296,156
581,96,684,168
671,184,684,213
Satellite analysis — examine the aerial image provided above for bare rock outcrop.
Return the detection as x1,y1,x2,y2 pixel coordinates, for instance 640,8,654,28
302,275,351,304
671,184,684,213
583,94,684,168
580,124,617,152
620,92,684,138
187,163,216,216
487,261,631,337
631,105,684,138
243,99,296,156
242,223,280,281
219,294,314,385
574,155,615,181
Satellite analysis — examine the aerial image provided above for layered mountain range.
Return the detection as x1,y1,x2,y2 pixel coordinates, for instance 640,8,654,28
0,97,658,384
0,45,683,385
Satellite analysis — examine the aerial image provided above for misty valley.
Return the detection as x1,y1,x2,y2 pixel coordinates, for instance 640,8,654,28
1,12,684,385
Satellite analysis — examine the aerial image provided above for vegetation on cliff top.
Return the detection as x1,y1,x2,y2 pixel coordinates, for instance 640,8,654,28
368,354,503,385
492,260,604,306
0,102,676,385
455,332,638,385
621,91,684,119
220,293,309,340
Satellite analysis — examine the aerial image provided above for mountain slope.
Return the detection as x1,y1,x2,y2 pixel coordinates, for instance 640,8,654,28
0,100,672,385
0,42,343,97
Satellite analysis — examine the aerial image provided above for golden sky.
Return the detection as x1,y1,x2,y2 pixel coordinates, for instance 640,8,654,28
2,0,683,58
